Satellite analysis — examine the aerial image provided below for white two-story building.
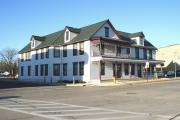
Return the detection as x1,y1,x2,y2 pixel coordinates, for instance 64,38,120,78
18,20,163,84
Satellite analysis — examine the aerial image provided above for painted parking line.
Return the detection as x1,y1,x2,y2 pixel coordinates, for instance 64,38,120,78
35,108,100,113
0,98,174,120
49,111,118,117
81,116,143,120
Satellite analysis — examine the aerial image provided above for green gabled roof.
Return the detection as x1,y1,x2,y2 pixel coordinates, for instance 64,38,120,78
117,31,156,49
129,32,145,38
19,19,156,54
52,19,108,46
66,26,81,33
32,35,45,41
19,20,108,53
18,43,31,53
36,30,64,49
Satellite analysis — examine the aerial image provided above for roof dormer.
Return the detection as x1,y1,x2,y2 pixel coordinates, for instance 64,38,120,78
130,32,145,46
64,26,80,43
30,35,45,49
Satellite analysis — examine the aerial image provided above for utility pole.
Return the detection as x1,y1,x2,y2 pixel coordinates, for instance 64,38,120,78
174,61,176,79
174,52,177,79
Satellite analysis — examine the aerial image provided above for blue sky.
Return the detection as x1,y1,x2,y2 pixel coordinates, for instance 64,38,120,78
0,0,179,51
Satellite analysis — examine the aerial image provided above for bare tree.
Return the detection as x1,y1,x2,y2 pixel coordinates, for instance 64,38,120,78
0,48,18,77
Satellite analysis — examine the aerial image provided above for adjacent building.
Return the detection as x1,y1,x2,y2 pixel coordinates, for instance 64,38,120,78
18,20,163,84
156,44,180,72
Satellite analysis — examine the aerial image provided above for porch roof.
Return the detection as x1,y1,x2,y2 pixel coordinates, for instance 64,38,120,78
91,56,164,65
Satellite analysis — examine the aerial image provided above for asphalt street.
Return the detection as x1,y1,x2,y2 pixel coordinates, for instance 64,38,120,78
0,79,180,120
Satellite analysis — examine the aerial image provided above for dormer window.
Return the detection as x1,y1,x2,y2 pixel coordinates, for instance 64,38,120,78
31,39,35,48
65,31,69,41
105,27,109,37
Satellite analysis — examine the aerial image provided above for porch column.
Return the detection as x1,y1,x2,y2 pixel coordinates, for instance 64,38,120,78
154,65,158,79
99,60,101,81
121,63,125,77
149,64,152,79
135,63,138,76
129,63,131,79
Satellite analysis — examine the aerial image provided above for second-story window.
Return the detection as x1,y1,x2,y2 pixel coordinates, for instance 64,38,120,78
117,46,121,56
54,47,60,58
73,43,77,56
126,48,130,54
79,42,84,55
149,49,152,59
63,45,67,57
21,54,24,62
41,48,44,59
35,50,38,60
135,47,139,59
45,48,49,58
143,49,147,59
105,27,109,37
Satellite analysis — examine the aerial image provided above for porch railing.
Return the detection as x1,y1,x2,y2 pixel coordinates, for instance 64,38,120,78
92,51,131,59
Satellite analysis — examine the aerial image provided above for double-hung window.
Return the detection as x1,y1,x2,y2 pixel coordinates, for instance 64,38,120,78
73,43,77,56
105,27,109,37
63,46,67,57
79,62,84,75
79,42,84,55
53,64,60,76
73,62,78,75
63,63,67,76
54,47,60,58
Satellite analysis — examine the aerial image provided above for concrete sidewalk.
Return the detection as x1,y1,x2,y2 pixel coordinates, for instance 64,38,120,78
66,77,180,86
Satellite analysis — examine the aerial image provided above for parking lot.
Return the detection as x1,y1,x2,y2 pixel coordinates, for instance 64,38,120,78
0,79,180,120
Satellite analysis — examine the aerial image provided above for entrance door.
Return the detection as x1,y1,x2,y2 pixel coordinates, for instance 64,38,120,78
116,64,121,78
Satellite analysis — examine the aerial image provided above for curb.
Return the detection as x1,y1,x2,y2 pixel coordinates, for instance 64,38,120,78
66,78,180,87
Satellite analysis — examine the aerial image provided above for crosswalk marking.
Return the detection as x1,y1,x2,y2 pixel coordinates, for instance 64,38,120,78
35,108,100,113
0,98,173,120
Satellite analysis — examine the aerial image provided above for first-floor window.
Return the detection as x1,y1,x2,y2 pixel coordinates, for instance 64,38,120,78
21,66,24,76
28,66,31,76
53,64,60,76
63,63,67,76
73,62,78,75
101,62,105,75
79,62,84,75
45,64,48,76
35,65,38,76
131,64,135,75
40,64,44,76
124,64,129,75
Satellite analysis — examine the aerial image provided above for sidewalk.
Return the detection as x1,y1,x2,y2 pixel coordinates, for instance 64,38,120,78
66,77,180,87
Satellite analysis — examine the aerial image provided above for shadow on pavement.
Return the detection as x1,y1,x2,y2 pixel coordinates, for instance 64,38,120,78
0,78,54,89
0,96,20,100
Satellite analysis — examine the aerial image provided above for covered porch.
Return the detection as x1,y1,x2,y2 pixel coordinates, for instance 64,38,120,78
91,57,164,82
